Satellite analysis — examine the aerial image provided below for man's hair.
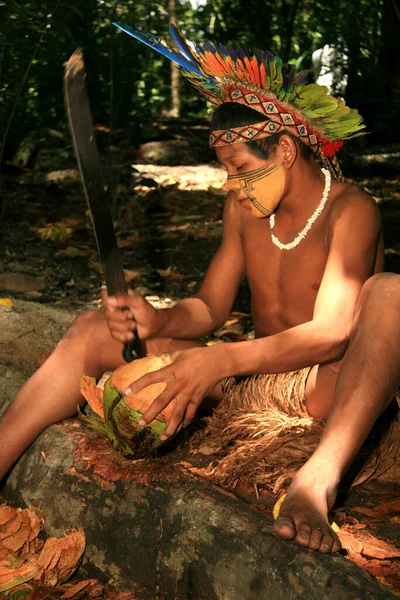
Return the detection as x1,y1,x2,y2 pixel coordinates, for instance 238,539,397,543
210,102,314,161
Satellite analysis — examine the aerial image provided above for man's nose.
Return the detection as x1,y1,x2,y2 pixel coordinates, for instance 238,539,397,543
223,177,241,191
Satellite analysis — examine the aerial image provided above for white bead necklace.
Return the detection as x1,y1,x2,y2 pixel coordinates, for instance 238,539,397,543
269,168,332,251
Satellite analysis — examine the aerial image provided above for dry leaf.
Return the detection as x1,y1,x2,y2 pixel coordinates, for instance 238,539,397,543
123,269,141,283
360,532,400,560
33,222,73,243
351,506,381,519
373,499,400,516
0,298,14,308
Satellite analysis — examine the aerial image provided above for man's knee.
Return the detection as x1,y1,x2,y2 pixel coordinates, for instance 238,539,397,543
65,309,106,341
361,273,400,305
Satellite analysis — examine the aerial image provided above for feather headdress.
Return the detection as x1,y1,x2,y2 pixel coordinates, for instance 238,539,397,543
113,22,366,178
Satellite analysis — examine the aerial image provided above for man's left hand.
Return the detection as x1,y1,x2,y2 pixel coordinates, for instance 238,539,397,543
123,346,224,439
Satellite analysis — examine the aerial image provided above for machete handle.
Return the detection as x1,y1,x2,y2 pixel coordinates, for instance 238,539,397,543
123,333,142,363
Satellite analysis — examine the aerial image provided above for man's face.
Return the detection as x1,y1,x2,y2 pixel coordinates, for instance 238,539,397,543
216,143,286,218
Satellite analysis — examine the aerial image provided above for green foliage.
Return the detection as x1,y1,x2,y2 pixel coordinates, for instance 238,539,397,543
0,0,398,161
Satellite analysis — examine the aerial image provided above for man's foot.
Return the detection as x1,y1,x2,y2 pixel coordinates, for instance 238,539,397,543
272,469,341,553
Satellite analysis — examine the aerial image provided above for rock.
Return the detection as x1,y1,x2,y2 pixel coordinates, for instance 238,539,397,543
134,139,214,166
132,164,226,191
10,131,38,169
0,273,46,293
45,169,80,184
0,299,77,375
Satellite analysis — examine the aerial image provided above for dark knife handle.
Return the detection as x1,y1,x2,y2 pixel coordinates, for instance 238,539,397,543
123,332,142,363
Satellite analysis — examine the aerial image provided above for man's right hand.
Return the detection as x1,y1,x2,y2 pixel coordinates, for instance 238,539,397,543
101,290,165,343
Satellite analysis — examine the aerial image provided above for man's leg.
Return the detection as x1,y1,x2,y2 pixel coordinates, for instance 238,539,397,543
272,273,400,552
0,309,207,481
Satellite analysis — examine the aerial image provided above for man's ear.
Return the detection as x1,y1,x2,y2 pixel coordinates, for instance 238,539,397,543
277,134,298,169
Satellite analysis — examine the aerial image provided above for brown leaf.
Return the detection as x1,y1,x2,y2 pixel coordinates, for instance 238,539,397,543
123,269,141,283
351,505,381,519
358,531,400,560
389,516,400,525
373,499,400,516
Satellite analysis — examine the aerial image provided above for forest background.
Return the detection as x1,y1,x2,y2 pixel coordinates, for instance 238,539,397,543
1,0,399,163
0,0,399,303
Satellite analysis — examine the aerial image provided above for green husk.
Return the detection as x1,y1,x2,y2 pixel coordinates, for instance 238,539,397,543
79,378,168,457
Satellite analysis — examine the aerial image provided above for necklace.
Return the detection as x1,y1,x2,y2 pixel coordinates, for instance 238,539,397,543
269,168,332,251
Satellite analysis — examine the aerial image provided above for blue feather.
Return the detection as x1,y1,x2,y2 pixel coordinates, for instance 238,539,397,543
112,22,203,76
168,23,199,63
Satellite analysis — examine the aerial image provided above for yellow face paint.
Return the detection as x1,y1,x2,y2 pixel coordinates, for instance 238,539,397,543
227,163,286,217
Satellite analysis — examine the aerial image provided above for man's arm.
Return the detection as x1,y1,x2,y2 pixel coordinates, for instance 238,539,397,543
154,195,246,338
224,190,382,376
104,194,246,342
126,189,382,438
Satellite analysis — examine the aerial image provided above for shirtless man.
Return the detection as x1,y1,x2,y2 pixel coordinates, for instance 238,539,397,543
1,32,400,554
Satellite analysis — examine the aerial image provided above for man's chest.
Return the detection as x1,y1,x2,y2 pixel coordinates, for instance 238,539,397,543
241,218,329,332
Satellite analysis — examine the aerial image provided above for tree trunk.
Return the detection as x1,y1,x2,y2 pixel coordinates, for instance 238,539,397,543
168,0,181,118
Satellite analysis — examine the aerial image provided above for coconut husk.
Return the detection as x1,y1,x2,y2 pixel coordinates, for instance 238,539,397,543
191,370,400,495
111,353,175,422
81,354,175,422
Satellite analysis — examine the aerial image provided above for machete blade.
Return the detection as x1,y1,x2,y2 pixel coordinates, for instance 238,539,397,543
64,48,141,361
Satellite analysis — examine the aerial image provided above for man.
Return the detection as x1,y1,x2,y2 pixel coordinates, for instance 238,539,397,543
1,25,399,555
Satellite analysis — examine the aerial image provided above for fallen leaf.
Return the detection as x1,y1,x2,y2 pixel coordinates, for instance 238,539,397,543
358,531,400,559
33,222,73,243
351,506,381,519
123,269,141,283
0,298,14,308
62,246,87,258
373,499,400,516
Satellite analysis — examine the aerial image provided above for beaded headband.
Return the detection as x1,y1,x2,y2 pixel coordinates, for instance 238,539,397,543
113,22,366,179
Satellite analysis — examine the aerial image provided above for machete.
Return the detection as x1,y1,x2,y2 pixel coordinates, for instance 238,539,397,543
64,48,141,362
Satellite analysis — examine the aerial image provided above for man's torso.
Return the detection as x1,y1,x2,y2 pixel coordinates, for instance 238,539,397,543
236,183,384,337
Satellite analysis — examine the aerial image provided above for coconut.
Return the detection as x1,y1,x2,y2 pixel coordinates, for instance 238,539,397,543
79,354,175,457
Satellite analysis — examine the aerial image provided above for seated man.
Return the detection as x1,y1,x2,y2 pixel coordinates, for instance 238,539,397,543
1,25,399,556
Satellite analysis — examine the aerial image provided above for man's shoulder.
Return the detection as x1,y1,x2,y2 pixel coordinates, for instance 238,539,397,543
328,181,380,224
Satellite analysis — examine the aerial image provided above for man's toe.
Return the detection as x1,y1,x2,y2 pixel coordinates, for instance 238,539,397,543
320,533,335,553
309,527,323,550
295,523,313,547
272,515,297,541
